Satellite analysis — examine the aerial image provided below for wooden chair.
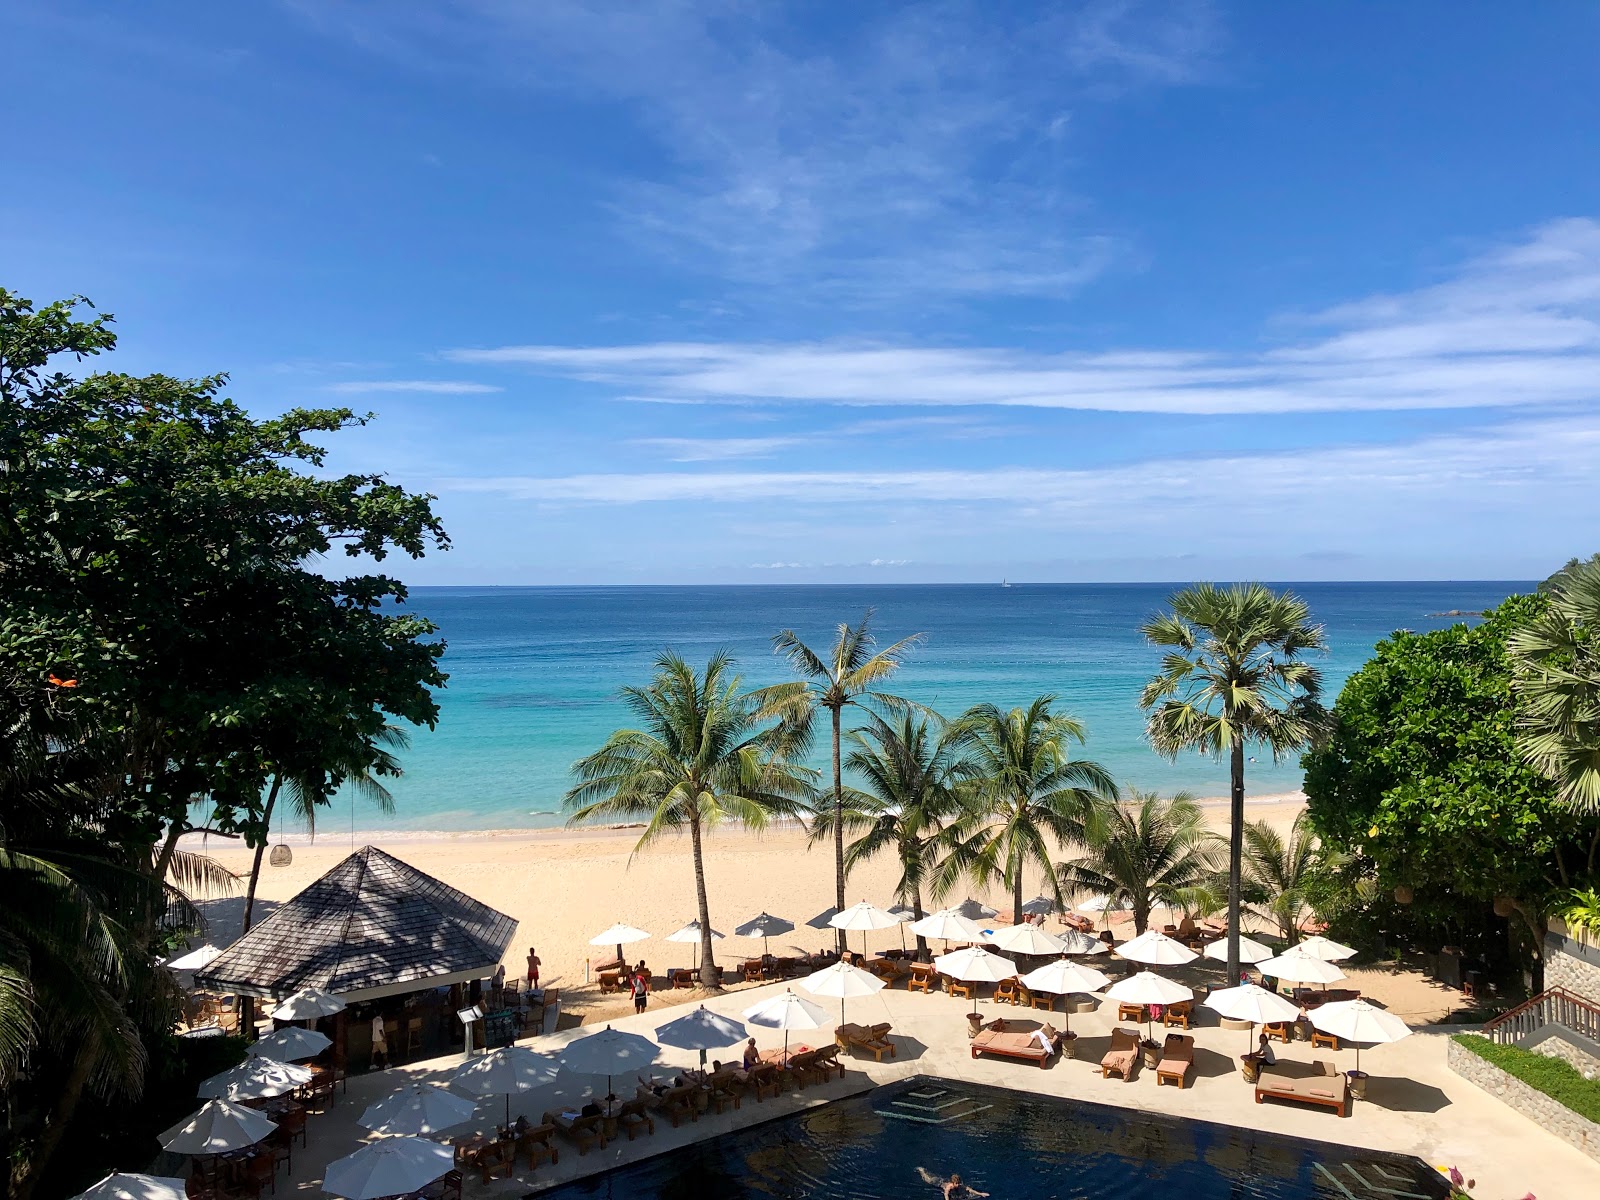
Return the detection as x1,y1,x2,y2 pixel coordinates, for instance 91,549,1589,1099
244,1151,276,1197
1311,1029,1340,1051
268,1128,293,1176
943,975,976,1001
1162,1000,1193,1029
277,1105,306,1149
597,971,623,994
1027,986,1057,1013
907,963,937,993
993,977,1020,1005
740,959,769,983
1117,1002,1145,1022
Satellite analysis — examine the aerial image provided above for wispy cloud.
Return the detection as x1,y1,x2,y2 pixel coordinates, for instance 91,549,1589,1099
446,219,1600,414
631,435,806,462
326,380,503,394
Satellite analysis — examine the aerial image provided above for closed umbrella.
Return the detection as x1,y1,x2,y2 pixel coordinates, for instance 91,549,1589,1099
452,1045,562,1126
1105,971,1194,1043
359,1084,476,1136
324,1136,453,1200
1296,935,1358,962
933,946,1017,1019
1115,929,1199,966
828,900,900,959
1018,958,1109,1033
589,922,651,971
800,959,886,1024
248,1025,330,1062
987,922,1066,957
1309,998,1411,1076
197,1057,312,1101
73,1175,186,1200
160,1099,276,1155
1203,935,1276,966
734,911,795,957
1202,983,1300,1050
559,1026,659,1110
655,1005,748,1068
666,919,724,971
270,986,346,1021
742,988,828,1061
1259,948,1346,988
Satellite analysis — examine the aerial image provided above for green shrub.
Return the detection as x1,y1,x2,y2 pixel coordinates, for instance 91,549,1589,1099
1452,1034,1600,1124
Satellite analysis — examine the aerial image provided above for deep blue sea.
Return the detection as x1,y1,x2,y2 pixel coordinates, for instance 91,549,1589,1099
351,582,1526,832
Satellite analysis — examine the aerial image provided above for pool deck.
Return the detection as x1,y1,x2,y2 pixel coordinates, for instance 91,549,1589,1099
279,979,1598,1198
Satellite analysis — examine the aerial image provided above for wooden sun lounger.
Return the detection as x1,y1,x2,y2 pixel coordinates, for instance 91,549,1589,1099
1155,1033,1193,1088
1255,1061,1348,1115
543,1110,607,1155
1100,1026,1140,1080
970,1021,1066,1068
942,974,976,1000
836,1022,897,1060
907,963,937,993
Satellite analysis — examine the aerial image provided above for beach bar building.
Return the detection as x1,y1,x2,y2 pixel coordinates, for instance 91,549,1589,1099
196,845,518,1069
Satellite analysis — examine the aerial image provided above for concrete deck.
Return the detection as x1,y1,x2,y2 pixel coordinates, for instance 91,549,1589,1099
279,979,1600,1198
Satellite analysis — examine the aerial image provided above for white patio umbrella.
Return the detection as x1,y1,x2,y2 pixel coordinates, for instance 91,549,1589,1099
1076,894,1130,914
1057,928,1110,955
1203,983,1301,1050
73,1175,187,1200
166,943,223,972
655,1005,748,1068
160,1099,276,1154
560,1025,659,1109
1259,948,1347,988
270,986,346,1021
828,900,901,959
248,1025,330,1061
1310,999,1412,1075
589,922,651,969
909,908,986,945
1203,934,1277,966
197,1056,312,1100
987,922,1067,957
952,898,998,921
742,988,829,1059
359,1084,477,1136
1296,934,1358,962
1018,958,1109,1033
1105,971,1194,1043
1115,929,1199,966
324,1136,453,1200
933,946,1018,1019
452,1044,562,1125
666,919,724,970
1021,895,1061,917
734,911,795,956
800,958,886,1024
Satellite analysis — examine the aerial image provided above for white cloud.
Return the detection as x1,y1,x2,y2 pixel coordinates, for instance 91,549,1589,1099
326,380,503,394
631,435,806,462
446,219,1600,415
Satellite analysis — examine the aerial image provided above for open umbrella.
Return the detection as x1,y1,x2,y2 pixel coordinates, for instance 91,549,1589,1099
166,944,224,972
1105,971,1194,1043
160,1099,276,1155
655,1005,748,1068
828,900,900,959
742,989,828,1060
1202,982,1300,1051
952,898,998,921
1203,935,1276,966
360,1084,477,1136
1115,929,1199,966
1309,998,1411,1076
1076,894,1131,914
270,986,346,1021
1021,895,1061,917
452,1044,561,1126
559,1026,659,1110
197,1056,312,1101
248,1025,331,1062
1259,948,1346,988
909,908,985,946
589,922,651,971
73,1175,187,1200
1018,958,1109,1033
324,1136,453,1200
933,946,1017,1019
799,959,885,1024
1057,928,1110,955
734,911,795,958
805,906,840,929
988,922,1066,956
666,919,724,971
1296,935,1358,962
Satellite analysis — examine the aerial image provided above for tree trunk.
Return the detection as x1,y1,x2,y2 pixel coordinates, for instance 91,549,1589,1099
1227,738,1246,983
1135,904,1149,937
912,888,929,962
13,1035,99,1200
241,776,282,935
831,704,846,954
1013,866,1024,927
689,812,719,988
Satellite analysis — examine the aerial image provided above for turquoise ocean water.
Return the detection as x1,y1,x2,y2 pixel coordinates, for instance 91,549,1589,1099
350,582,1526,832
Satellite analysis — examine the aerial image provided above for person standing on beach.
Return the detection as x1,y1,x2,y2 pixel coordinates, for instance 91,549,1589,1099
527,947,541,988
630,970,649,1014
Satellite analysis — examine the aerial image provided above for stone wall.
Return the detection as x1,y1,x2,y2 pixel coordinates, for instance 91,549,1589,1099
1546,925,1600,1001
1526,1027,1600,1079
1447,1038,1600,1163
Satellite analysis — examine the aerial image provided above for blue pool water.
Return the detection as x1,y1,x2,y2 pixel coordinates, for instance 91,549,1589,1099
540,1076,1449,1200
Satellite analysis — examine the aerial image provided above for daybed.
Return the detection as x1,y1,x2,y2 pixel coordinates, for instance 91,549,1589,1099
1254,1060,1348,1115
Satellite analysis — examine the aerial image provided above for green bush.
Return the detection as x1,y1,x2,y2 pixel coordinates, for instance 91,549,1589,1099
1452,1034,1600,1124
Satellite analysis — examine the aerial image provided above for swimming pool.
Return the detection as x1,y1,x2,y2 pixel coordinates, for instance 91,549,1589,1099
540,1077,1449,1200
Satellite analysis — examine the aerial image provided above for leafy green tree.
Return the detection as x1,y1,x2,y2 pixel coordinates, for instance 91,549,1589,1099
1539,552,1600,592
1234,811,1342,946
940,697,1117,924
1140,582,1327,980
566,652,814,982
761,613,924,950
1057,790,1219,935
810,713,971,960
1510,559,1600,813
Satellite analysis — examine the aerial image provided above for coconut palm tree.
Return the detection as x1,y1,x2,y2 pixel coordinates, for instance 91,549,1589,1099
1233,810,1342,946
1509,559,1600,813
566,651,813,983
939,697,1117,924
1139,582,1327,980
760,613,924,951
1056,790,1220,935
810,712,971,961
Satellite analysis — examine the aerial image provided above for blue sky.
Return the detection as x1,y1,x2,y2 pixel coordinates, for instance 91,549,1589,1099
6,2,1600,584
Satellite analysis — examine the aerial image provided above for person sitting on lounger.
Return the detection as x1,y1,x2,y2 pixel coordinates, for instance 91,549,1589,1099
743,1037,760,1069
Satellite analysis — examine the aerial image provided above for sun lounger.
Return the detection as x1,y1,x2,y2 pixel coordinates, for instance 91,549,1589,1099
545,1110,607,1155
614,1100,653,1140
785,1048,823,1088
1117,1002,1144,1022
597,971,622,995
708,1069,747,1113
1162,1000,1193,1029
513,1122,558,1168
1063,913,1095,933
1255,1060,1348,1115
1262,1020,1292,1043
749,1062,782,1101
1155,1033,1193,1088
813,1043,845,1079
836,1021,897,1061
970,1020,1066,1068
639,1085,698,1128
942,974,976,1000
1100,1026,1140,1080
907,963,937,993
993,978,1020,1005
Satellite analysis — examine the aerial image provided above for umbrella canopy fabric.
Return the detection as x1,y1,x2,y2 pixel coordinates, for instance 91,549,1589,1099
909,909,986,942
248,1025,331,1061
588,923,651,948
801,958,887,1024
987,922,1067,956
887,904,916,920
559,1026,660,1078
1057,929,1110,955
73,1174,187,1200
1296,935,1358,962
932,946,1017,983
1018,958,1110,996
741,989,829,1030
197,1057,312,1100
666,919,724,943
167,944,224,972
452,1046,562,1097
1116,929,1199,966
1105,971,1194,1007
1310,999,1411,1045
805,906,841,930
735,912,796,938
952,898,998,921
1203,935,1277,965
1076,894,1131,913
828,901,901,931
160,1099,276,1154
270,986,346,1020
1020,895,1061,917
1202,983,1300,1026
1259,948,1347,985
654,1006,748,1052
324,1136,454,1200
359,1085,477,1136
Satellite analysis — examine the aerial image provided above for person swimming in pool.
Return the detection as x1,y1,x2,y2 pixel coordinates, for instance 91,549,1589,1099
917,1168,988,1199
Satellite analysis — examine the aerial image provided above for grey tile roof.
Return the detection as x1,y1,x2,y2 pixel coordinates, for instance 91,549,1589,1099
195,845,518,1000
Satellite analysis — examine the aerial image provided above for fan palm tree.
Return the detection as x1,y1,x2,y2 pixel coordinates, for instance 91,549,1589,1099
1509,559,1600,813
810,712,971,961
1233,810,1340,946
1139,582,1327,980
566,651,813,983
939,697,1117,924
760,612,924,951
1057,790,1220,935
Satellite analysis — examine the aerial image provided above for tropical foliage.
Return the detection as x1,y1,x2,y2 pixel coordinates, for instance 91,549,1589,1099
1234,811,1341,946
1057,790,1219,935
1509,558,1600,813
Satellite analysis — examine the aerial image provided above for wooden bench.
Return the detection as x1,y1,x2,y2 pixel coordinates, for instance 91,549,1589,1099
1254,1062,1348,1116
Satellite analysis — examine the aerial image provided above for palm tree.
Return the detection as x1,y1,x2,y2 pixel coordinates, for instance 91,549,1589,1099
811,713,970,961
1509,560,1600,813
761,613,924,950
566,651,812,983
1139,582,1327,980
1234,811,1341,946
1057,790,1219,935
940,697,1117,924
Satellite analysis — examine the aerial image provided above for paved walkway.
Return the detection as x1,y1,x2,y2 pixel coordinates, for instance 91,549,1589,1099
280,979,1599,1198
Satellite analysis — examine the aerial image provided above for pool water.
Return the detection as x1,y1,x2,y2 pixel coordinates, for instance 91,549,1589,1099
541,1077,1449,1200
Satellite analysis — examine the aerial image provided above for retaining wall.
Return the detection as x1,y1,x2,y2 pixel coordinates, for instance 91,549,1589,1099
1447,1038,1600,1163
